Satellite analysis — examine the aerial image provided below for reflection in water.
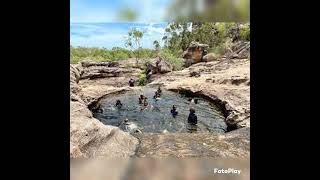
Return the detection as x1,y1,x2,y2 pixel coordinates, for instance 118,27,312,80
93,88,226,133
187,123,198,133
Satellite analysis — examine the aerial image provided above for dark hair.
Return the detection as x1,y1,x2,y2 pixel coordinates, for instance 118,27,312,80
189,108,195,113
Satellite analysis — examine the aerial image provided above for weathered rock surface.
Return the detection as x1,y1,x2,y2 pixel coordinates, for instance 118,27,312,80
223,41,250,60
145,57,172,74
70,64,139,158
70,55,250,158
134,131,249,158
182,41,209,66
149,58,250,129
80,60,118,68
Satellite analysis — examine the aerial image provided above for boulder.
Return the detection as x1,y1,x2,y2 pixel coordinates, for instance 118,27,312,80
145,57,172,74
81,67,127,79
182,41,209,66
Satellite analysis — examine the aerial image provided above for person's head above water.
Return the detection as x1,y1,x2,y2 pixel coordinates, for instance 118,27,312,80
116,99,121,104
189,108,195,114
172,105,176,110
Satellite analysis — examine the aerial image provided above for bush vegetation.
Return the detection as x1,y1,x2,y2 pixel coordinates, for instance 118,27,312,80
138,72,147,86
71,22,250,71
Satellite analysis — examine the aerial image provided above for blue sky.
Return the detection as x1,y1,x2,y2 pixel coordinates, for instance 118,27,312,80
70,0,171,23
70,22,168,49
70,0,171,49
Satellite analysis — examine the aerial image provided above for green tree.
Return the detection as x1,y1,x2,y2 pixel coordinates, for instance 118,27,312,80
153,40,161,51
125,28,144,63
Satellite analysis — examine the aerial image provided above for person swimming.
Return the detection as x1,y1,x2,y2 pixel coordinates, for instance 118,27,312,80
115,99,122,109
153,91,161,100
139,95,145,104
140,97,149,111
170,105,178,117
143,97,148,106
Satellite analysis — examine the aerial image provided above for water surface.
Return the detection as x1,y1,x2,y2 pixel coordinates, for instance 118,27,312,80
94,88,226,133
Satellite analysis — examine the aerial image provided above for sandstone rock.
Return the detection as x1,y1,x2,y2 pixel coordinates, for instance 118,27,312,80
81,67,128,79
70,63,139,158
70,58,250,158
81,60,118,68
145,58,172,74
70,64,83,97
224,41,250,59
150,59,250,129
182,41,209,66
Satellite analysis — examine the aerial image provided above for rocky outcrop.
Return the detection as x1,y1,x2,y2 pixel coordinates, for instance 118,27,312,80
80,60,119,68
79,61,134,80
70,56,250,158
145,57,172,74
182,41,209,66
223,41,250,60
70,63,139,158
149,58,250,129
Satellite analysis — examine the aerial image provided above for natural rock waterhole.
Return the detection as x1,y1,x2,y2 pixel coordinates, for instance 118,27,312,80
93,88,227,133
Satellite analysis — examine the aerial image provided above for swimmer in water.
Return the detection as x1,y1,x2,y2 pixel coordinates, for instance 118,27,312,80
170,105,178,117
139,95,145,104
153,91,161,100
143,97,148,106
115,99,123,109
187,108,198,125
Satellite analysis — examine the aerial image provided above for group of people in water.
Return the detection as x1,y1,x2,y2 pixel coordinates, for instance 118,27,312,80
113,86,198,126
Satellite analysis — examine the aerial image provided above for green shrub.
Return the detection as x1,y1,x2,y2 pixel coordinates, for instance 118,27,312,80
240,24,250,41
138,72,147,86
70,46,157,63
159,49,184,71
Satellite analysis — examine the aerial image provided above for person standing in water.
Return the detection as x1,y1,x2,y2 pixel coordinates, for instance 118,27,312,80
188,108,198,125
171,105,178,117
143,97,148,106
139,95,145,104
115,100,123,109
153,91,159,100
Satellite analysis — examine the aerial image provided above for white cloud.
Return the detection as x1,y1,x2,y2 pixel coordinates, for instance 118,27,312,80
70,22,168,49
